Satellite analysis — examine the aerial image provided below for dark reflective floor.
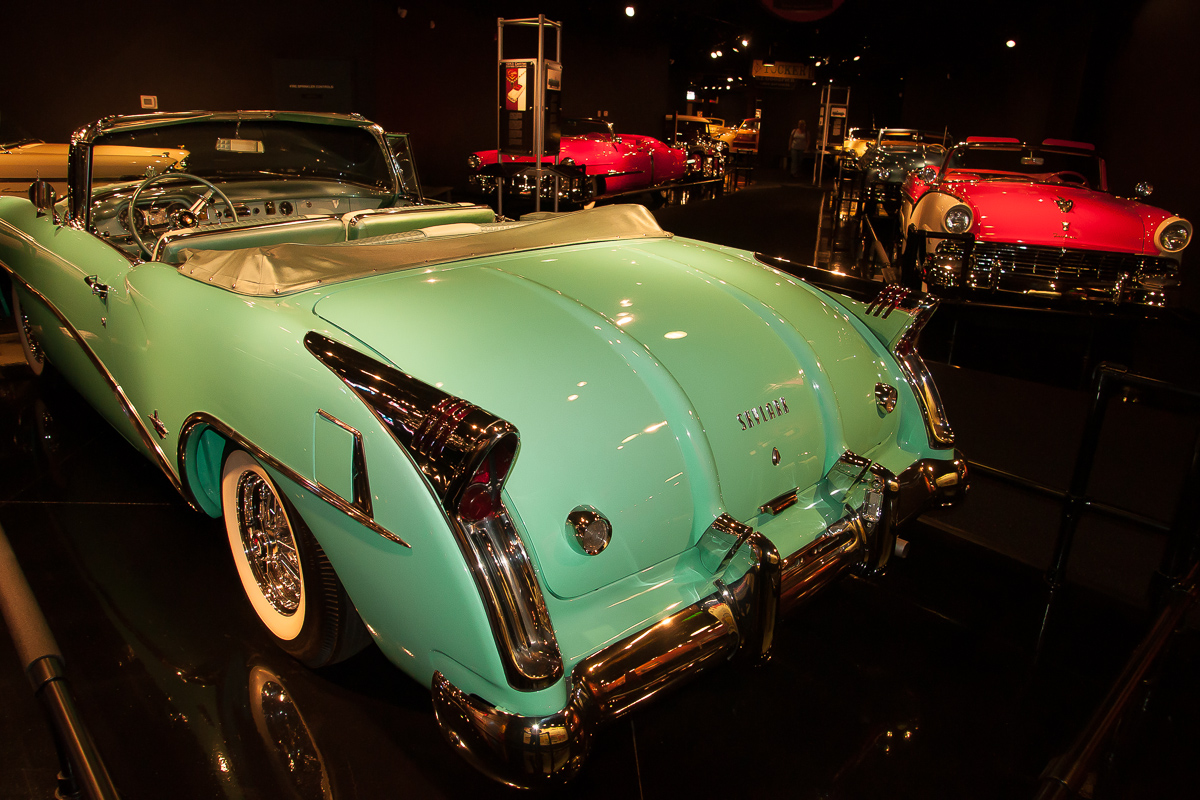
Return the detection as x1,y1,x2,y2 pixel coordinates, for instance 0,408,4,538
3,176,1199,798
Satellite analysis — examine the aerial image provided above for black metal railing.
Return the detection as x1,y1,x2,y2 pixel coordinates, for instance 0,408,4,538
963,362,1200,799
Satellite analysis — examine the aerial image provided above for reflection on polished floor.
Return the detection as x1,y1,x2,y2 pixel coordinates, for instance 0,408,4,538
2,178,1198,798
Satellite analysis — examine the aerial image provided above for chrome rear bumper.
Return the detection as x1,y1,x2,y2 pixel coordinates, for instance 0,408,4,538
432,450,969,787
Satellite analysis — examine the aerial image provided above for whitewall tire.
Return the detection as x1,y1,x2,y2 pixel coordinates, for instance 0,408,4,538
221,449,370,666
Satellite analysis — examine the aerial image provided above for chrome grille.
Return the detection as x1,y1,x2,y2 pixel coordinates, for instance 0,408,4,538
966,241,1173,282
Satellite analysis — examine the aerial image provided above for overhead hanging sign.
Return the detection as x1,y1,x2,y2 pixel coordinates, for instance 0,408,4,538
751,60,813,81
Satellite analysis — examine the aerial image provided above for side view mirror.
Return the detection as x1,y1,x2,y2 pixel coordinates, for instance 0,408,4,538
28,179,59,223
1134,181,1153,198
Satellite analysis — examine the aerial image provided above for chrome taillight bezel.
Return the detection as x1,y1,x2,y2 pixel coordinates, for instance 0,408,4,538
306,332,563,690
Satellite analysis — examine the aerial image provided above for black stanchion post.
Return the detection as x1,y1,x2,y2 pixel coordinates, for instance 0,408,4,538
1036,363,1124,661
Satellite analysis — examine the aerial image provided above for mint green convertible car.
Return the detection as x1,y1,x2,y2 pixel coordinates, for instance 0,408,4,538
0,111,967,787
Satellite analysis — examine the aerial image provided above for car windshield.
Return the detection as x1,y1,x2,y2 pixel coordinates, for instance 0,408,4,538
946,145,1103,188
877,130,949,150
93,120,394,190
562,119,613,138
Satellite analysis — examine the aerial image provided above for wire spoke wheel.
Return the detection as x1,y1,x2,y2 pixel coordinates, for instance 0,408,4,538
237,470,302,616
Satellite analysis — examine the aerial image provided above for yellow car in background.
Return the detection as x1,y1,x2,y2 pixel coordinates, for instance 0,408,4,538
712,117,761,153
1,138,188,197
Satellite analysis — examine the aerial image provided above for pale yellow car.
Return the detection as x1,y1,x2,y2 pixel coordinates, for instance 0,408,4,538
839,128,879,159
712,117,760,153
1,139,188,197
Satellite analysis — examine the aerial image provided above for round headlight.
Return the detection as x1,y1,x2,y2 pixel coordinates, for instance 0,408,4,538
467,154,482,170
1158,219,1192,252
943,205,973,234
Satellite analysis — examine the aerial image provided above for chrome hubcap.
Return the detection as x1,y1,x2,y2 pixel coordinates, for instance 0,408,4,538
236,471,301,615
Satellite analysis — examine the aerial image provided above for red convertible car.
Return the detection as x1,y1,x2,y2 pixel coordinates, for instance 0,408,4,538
899,137,1191,307
468,117,708,205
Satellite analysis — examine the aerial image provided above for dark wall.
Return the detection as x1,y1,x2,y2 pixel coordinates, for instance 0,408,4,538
4,0,1198,307
1,1,671,194
1091,0,1200,312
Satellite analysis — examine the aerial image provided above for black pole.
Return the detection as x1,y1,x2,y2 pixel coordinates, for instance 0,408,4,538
1036,562,1200,800
1153,427,1200,604
1036,363,1123,659
0,523,120,800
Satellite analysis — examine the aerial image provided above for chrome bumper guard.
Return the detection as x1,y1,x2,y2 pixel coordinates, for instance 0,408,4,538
432,450,969,787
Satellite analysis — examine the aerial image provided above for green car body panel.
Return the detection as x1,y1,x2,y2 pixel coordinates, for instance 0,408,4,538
0,111,967,785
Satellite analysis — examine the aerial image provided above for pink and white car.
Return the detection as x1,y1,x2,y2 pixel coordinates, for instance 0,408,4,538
467,118,691,205
899,137,1191,307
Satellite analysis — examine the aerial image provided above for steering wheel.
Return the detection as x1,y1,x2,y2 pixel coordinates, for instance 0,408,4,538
126,172,239,259
1048,170,1089,187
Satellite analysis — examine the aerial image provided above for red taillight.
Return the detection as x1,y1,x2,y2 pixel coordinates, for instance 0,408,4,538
458,482,496,521
455,434,519,522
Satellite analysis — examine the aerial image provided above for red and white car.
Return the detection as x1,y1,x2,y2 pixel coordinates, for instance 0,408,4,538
899,137,1191,307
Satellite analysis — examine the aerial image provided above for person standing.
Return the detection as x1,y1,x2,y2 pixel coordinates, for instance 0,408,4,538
789,120,809,180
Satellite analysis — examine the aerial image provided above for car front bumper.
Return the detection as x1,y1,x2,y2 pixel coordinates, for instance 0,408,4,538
431,449,969,787
923,237,1180,308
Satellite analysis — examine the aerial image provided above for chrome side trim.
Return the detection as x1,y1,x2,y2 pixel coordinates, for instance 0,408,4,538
316,409,373,519
155,215,339,263
892,295,956,448
176,412,409,548
432,451,968,787
1,263,193,509
341,202,491,231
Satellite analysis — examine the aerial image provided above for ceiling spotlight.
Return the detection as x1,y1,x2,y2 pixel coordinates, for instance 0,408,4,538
1006,39,1016,48
853,55,861,61
741,38,749,47
716,49,723,57
815,60,822,67
625,5,635,17
710,51,718,58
